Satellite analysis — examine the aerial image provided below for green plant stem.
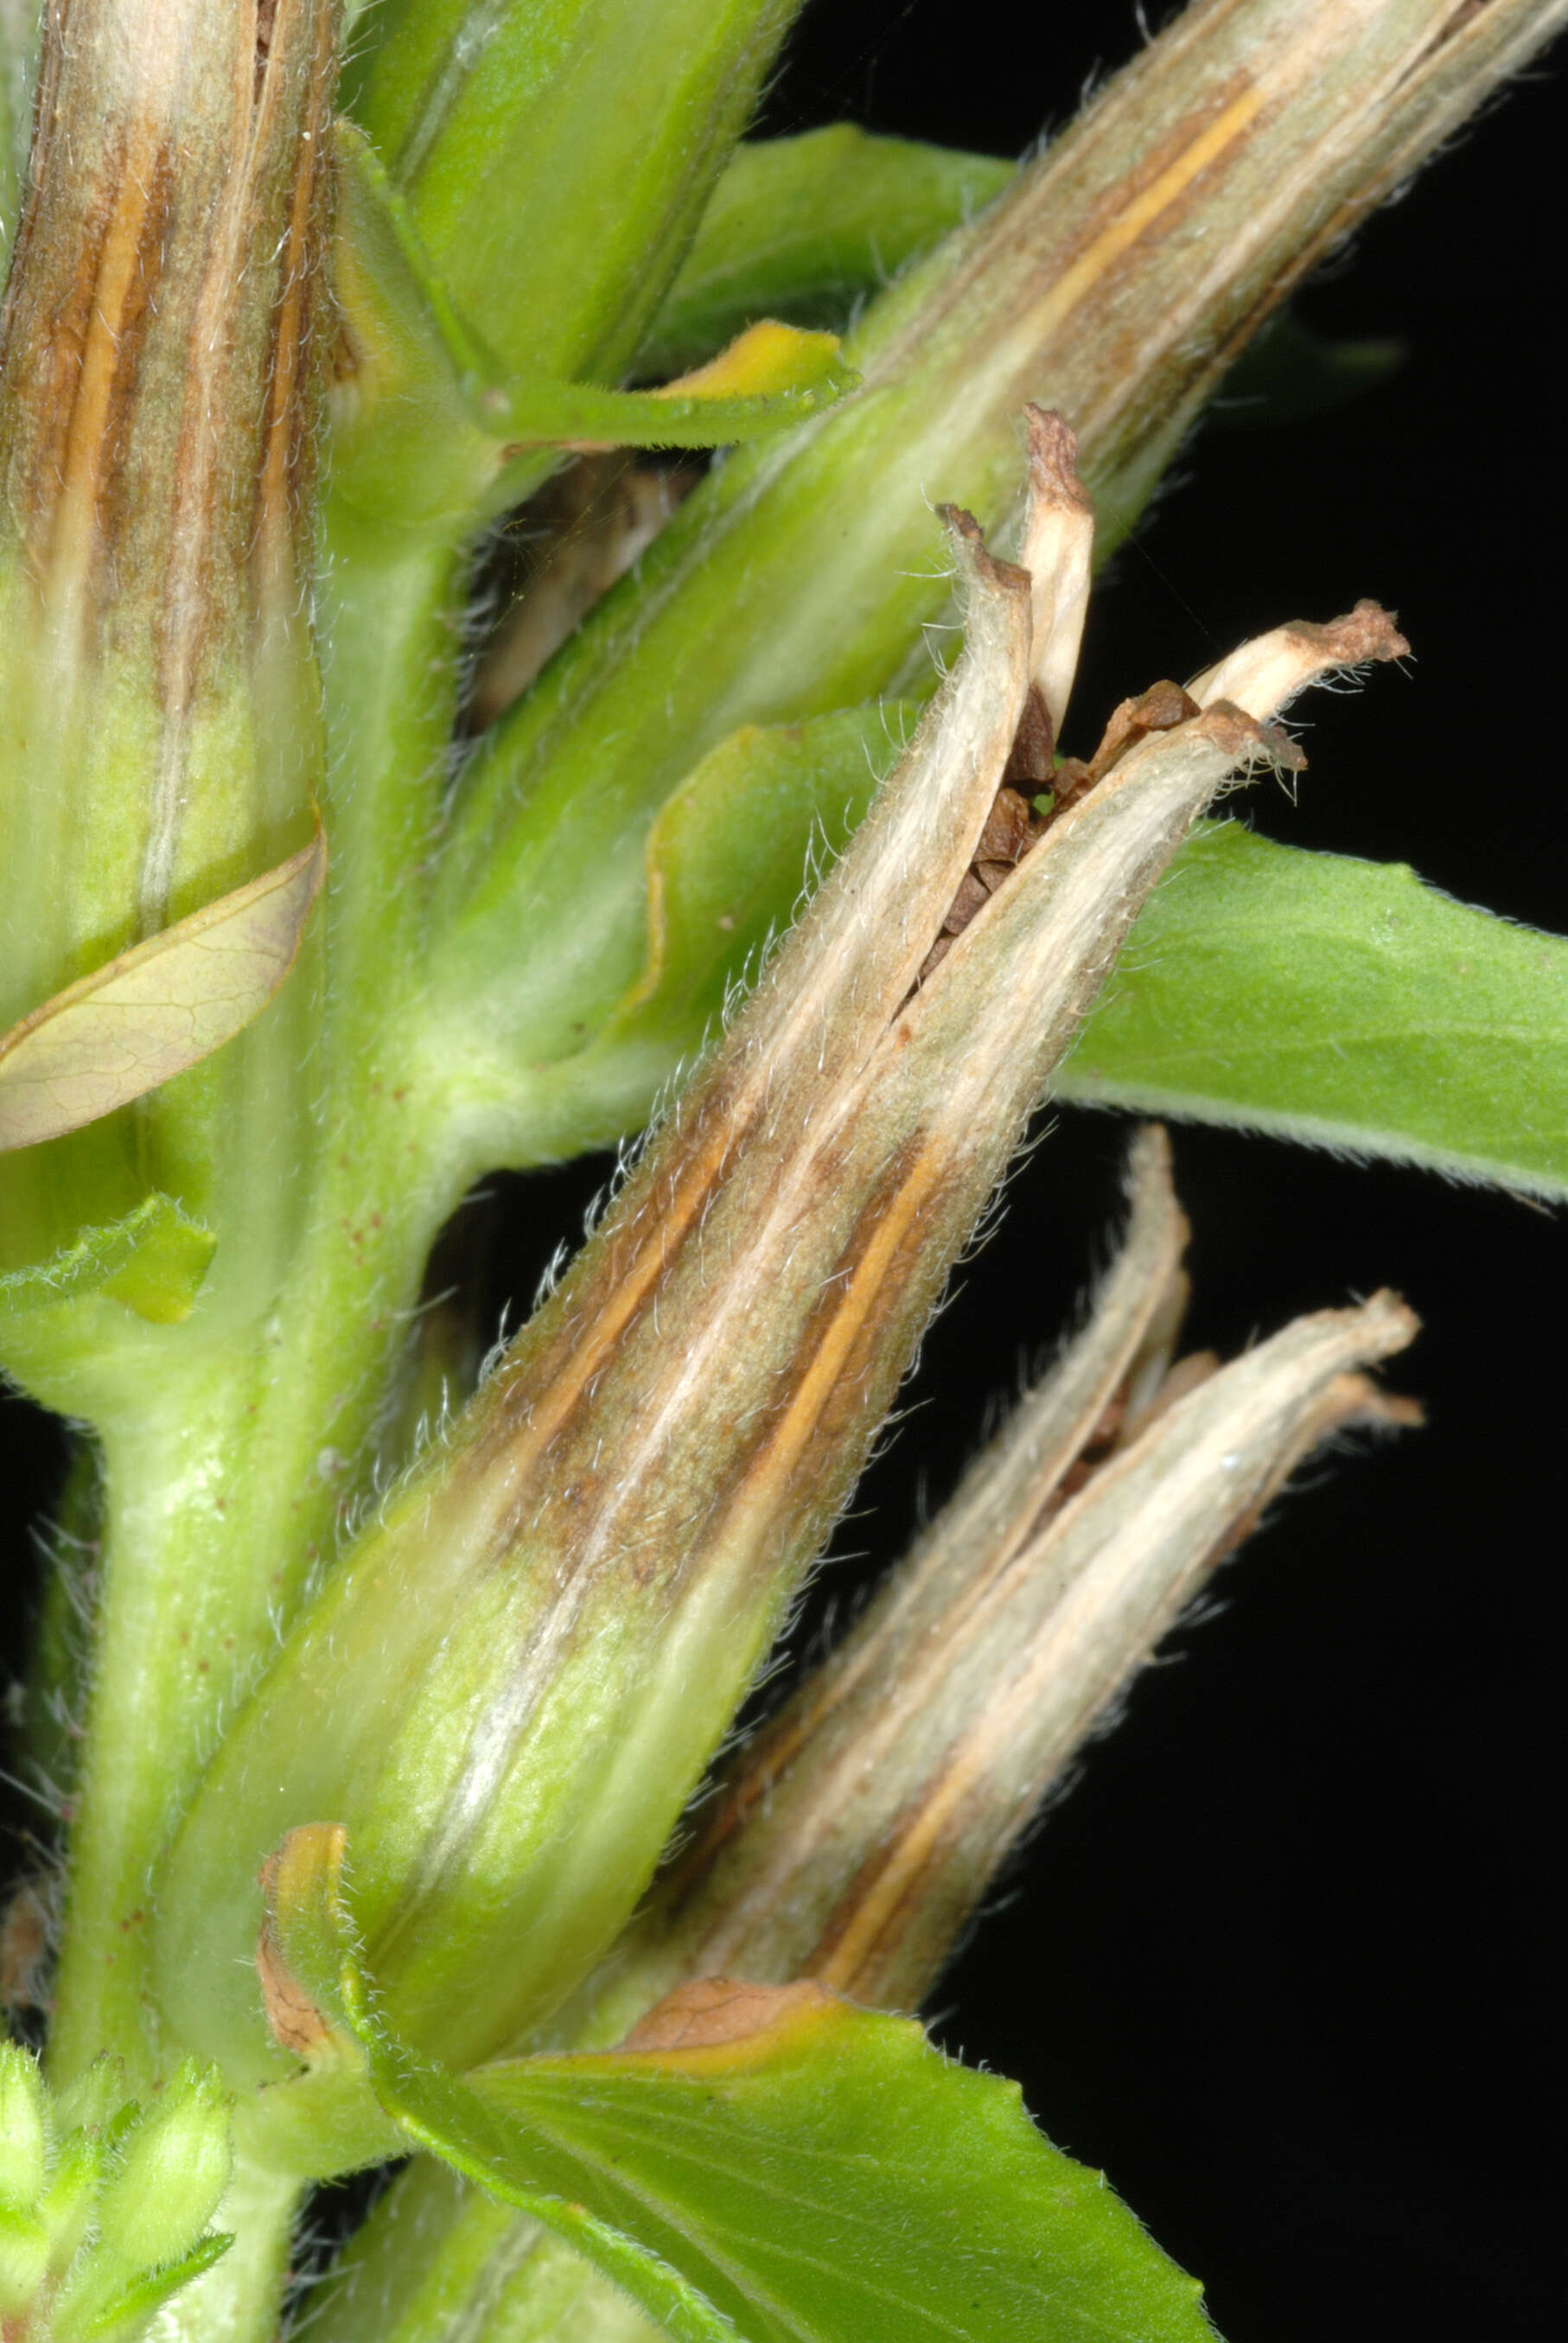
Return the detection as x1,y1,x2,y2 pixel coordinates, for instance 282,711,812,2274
46,551,469,2086
44,1210,424,2083
37,0,826,2085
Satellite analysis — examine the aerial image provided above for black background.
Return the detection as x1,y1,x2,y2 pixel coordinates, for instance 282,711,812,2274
4,5,1565,2339
750,8,1568,2340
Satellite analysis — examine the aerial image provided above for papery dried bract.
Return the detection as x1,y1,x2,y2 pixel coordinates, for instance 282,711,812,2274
1191,601,1410,721
1017,406,1093,732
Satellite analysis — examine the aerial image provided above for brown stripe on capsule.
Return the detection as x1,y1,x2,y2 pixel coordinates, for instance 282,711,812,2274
0,3,340,919
462,1069,782,1512
447,504,1026,1514
461,1113,946,1603
143,1,341,918
0,121,177,615
870,69,1265,403
806,1778,979,2006
252,0,340,603
377,1132,966,1949
699,1132,952,1571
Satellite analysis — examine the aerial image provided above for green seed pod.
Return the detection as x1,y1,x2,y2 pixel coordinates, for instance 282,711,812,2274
0,2210,50,2321
0,2040,47,2212
92,2059,232,2272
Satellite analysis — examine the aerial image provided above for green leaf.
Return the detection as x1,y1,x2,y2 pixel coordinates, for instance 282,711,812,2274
341,0,801,391
474,320,857,459
1210,311,1403,432
330,126,856,540
464,2005,1213,2343
0,1193,216,1326
599,705,918,1053
641,125,1017,376
1059,822,1568,1197
267,1828,1214,2343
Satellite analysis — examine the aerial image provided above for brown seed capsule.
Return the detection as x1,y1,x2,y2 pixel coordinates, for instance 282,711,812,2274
560,1129,1416,2033
0,0,335,1034
152,428,1311,2097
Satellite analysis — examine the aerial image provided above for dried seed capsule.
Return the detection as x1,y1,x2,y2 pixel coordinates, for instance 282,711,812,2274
0,1,335,1175
149,442,1367,2121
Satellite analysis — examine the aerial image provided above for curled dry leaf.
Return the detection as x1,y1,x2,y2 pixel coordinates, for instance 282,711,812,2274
1053,678,1208,810
0,829,325,1152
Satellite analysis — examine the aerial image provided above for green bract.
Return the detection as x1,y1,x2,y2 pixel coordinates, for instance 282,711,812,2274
264,1823,1214,2343
0,2047,234,2341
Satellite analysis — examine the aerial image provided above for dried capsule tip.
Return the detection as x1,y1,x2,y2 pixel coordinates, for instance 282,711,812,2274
1017,405,1094,732
578,1130,1418,2033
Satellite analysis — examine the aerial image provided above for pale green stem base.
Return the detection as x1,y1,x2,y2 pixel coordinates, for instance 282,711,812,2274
45,541,468,2089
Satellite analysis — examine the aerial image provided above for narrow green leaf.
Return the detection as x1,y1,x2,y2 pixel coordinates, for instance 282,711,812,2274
330,125,856,540
1059,822,1568,1197
267,1829,1214,2343
474,320,857,460
0,1194,216,1326
641,125,1017,376
1210,311,1404,432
